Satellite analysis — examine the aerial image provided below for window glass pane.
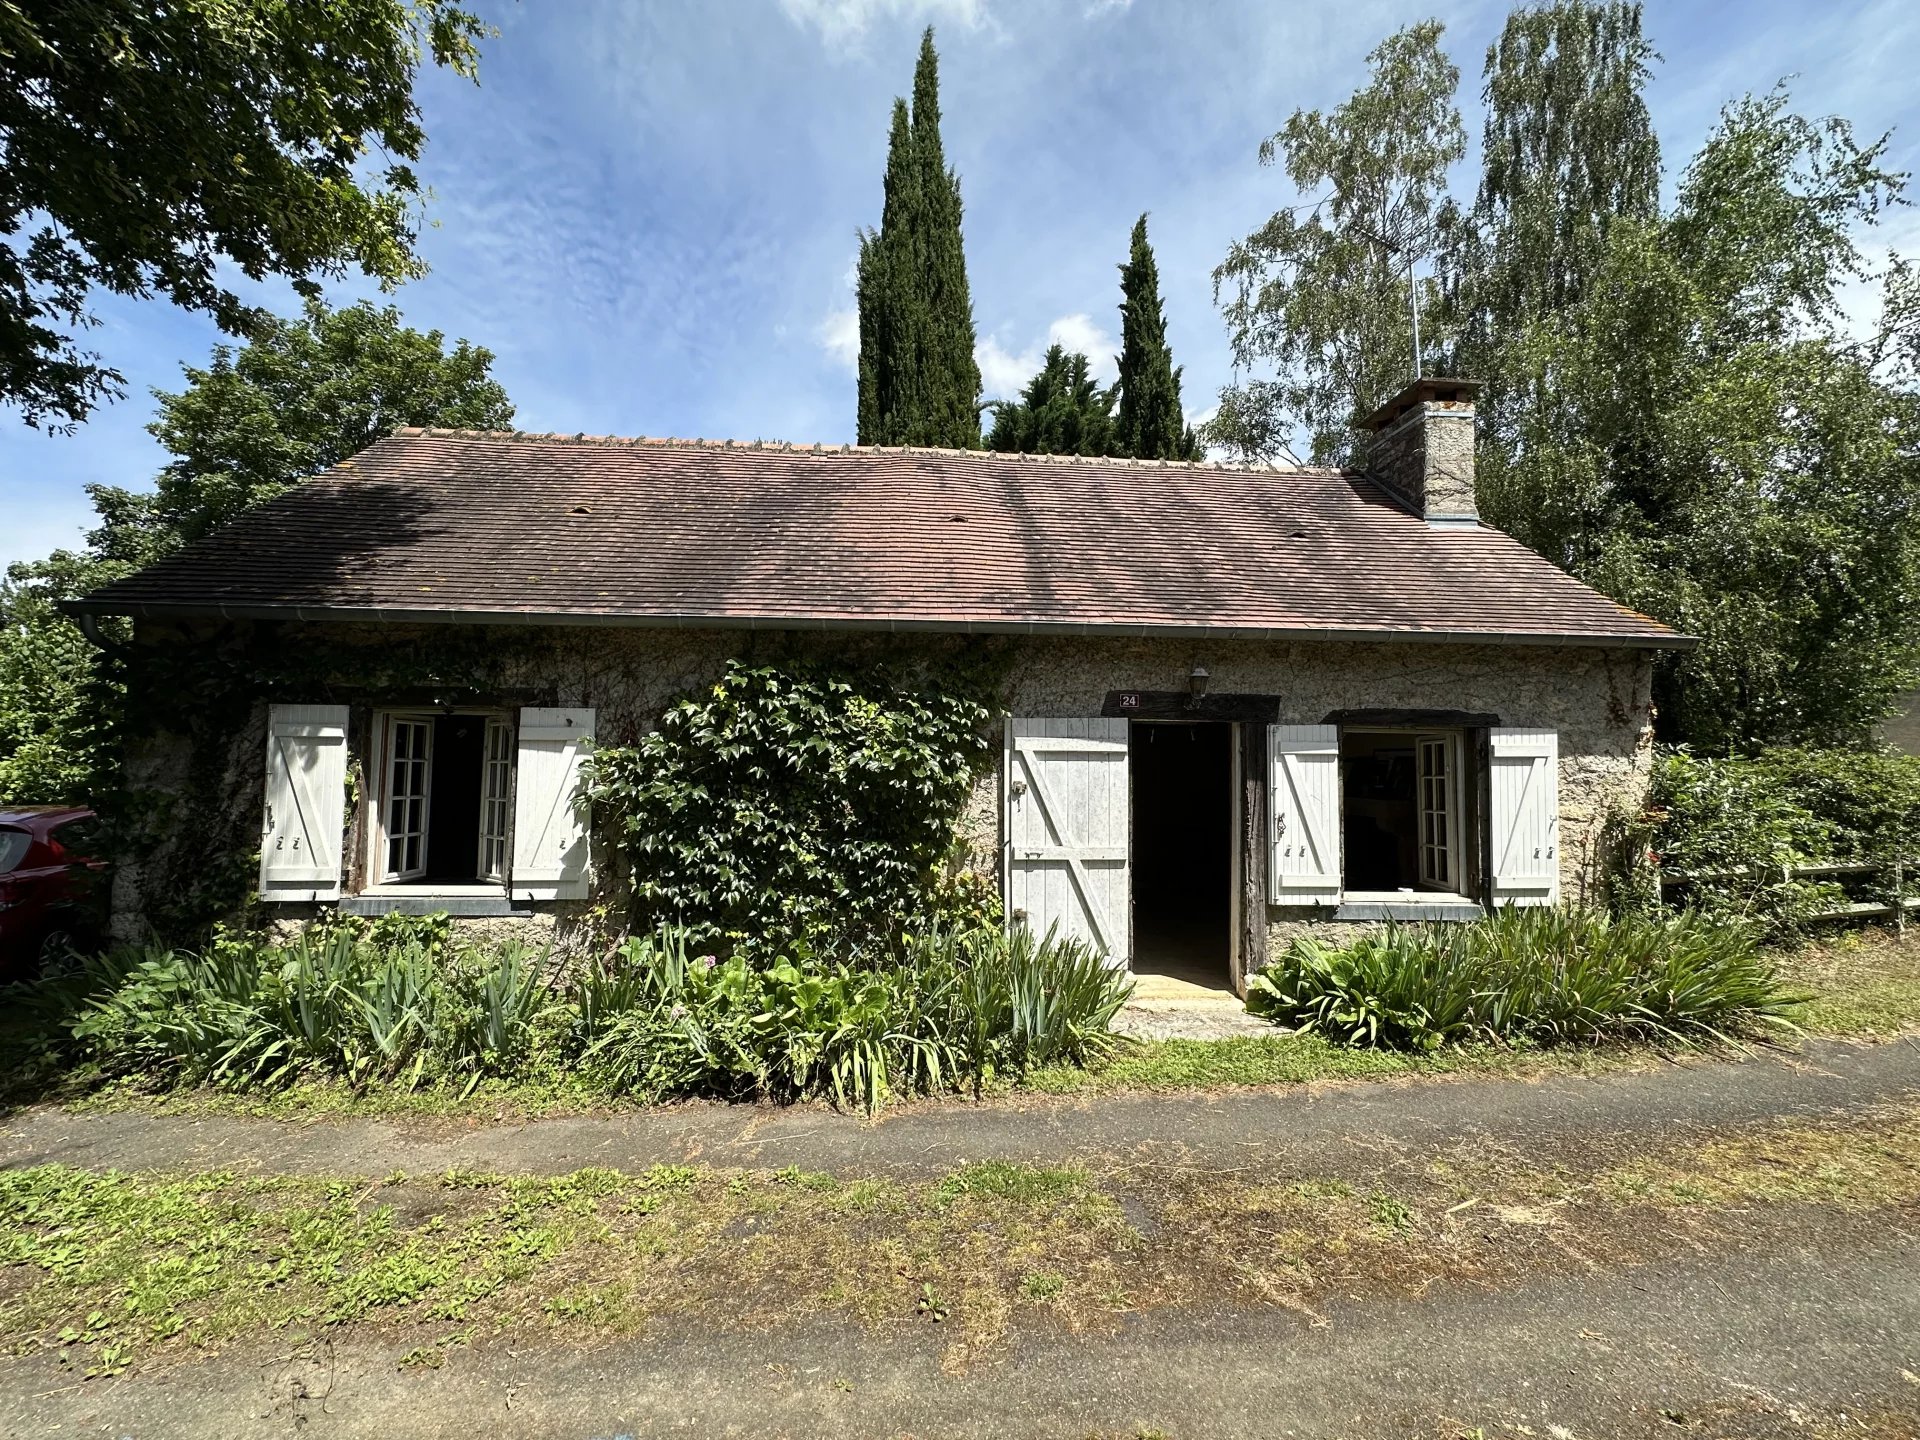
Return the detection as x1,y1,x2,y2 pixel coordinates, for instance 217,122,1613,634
0,828,30,874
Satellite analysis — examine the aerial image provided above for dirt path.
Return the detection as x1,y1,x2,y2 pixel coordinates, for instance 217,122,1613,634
5,1208,1915,1439
4,1035,1915,1182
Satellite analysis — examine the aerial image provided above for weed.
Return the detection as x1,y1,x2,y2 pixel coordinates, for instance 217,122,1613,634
915,1282,950,1322
1366,1190,1415,1233
1021,1272,1066,1300
935,1161,1088,1204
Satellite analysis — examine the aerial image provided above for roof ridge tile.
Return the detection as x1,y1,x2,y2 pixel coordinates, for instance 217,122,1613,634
382,423,1339,474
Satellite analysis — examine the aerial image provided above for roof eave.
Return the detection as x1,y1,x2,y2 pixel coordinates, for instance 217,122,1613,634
59,597,1699,652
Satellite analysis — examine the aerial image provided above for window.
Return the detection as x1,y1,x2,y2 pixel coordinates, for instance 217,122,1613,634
1417,735,1457,890
383,717,432,880
1339,729,1466,897
50,817,105,859
0,827,30,875
373,710,507,887
262,702,594,904
1272,722,1559,912
479,718,513,881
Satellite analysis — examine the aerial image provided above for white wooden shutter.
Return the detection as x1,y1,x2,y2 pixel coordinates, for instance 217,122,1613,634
512,706,594,901
260,704,349,901
1005,718,1129,966
1269,724,1341,905
1490,728,1559,906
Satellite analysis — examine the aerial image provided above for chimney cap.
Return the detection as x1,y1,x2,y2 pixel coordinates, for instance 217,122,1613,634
1357,377,1483,433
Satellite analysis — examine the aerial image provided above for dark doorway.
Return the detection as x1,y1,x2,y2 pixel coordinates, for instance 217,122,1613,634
424,713,486,882
1130,722,1233,989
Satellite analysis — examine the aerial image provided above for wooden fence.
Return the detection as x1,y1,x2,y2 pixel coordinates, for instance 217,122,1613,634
1658,858,1913,930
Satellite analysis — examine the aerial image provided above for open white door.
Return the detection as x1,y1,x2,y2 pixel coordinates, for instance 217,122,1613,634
1269,724,1341,905
1005,718,1129,966
260,703,348,902
512,706,594,901
1490,728,1559,906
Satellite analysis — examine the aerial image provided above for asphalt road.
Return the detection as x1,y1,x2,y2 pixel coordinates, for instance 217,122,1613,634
4,1035,1916,1184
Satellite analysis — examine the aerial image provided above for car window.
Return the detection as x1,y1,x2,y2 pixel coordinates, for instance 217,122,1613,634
51,817,104,858
0,827,29,875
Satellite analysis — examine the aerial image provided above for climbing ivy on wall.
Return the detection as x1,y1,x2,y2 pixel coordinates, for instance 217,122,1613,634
587,659,997,951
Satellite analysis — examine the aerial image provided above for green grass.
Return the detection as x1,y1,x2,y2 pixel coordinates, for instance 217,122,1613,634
7,1108,1919,1375
1776,929,1920,1037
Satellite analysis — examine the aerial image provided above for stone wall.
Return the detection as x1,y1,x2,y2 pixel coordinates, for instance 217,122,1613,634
112,621,1656,965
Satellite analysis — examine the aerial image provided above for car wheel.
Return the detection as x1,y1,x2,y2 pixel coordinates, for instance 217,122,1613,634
35,929,78,976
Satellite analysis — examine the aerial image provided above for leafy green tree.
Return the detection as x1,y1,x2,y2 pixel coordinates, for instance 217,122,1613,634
1207,22,1465,463
0,550,122,806
104,298,515,552
0,301,514,804
1498,88,1918,748
856,28,981,449
986,346,1116,456
1113,215,1201,461
0,0,490,432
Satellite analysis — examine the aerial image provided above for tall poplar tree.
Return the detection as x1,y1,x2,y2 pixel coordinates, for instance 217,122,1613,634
1113,215,1201,460
855,28,981,448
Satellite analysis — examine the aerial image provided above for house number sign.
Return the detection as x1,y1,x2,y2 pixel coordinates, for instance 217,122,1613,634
1118,692,1141,709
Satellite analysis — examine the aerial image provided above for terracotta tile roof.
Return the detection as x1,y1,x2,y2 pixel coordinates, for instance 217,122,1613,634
71,429,1686,648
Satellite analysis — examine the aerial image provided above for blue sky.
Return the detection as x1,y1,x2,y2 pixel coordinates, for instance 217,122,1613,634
4,0,1917,570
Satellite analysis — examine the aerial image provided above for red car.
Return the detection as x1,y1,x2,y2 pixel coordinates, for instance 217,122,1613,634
0,807,110,978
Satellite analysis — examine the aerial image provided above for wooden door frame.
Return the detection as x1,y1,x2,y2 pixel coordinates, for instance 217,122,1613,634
1235,719,1268,995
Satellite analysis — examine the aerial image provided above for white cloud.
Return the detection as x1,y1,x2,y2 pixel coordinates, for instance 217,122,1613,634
974,334,1035,401
1083,0,1132,15
778,0,990,52
816,307,861,374
975,312,1117,400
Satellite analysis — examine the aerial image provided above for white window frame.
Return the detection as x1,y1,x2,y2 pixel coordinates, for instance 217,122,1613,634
368,707,514,890
1416,732,1464,893
478,716,515,882
1337,726,1470,904
380,714,434,882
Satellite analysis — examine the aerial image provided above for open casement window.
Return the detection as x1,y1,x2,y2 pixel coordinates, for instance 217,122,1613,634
381,716,433,882
1417,734,1461,891
1268,725,1341,905
260,704,349,901
478,718,514,882
1004,718,1130,966
1489,728,1560,906
510,707,595,902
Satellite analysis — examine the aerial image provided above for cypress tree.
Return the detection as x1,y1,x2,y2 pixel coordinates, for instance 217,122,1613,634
1113,214,1200,460
856,28,980,448
857,99,918,446
986,345,1116,456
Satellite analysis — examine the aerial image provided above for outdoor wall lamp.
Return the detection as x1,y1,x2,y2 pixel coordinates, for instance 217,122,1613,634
1189,665,1210,700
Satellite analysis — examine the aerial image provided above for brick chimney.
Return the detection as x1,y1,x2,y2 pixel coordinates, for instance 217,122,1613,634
1356,377,1482,527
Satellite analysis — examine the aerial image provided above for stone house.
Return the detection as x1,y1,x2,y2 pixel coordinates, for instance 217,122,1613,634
72,378,1687,994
